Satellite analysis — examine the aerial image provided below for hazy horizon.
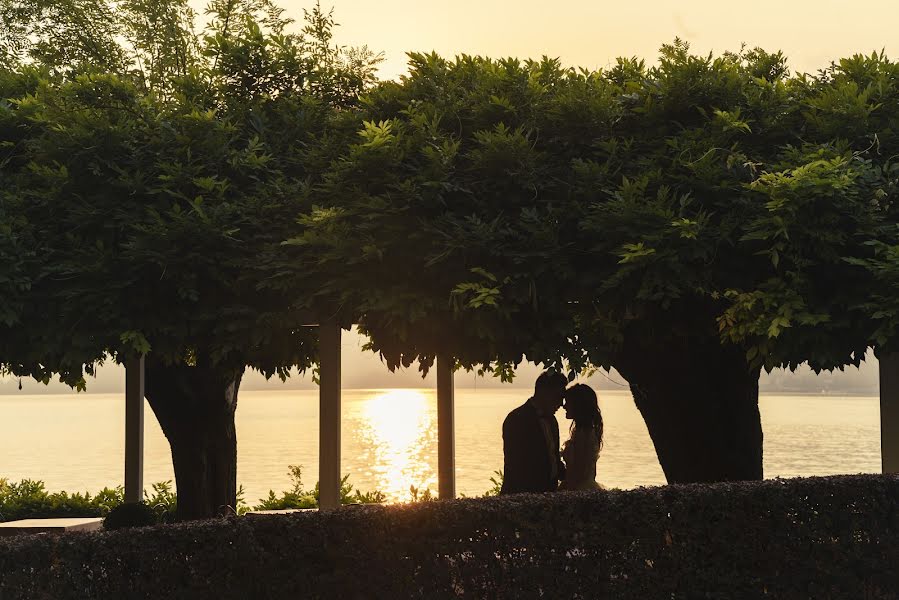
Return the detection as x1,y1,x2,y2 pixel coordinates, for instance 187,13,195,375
0,327,880,396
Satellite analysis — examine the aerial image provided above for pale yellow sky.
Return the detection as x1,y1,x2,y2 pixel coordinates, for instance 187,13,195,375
260,0,898,80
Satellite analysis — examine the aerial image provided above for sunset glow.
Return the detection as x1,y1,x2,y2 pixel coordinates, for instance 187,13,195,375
355,390,437,501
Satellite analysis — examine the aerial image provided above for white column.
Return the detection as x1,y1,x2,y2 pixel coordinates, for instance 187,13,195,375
436,355,456,499
880,353,899,474
319,319,342,509
124,356,145,503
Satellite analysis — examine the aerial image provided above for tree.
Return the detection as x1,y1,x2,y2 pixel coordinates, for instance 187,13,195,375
0,66,43,335
719,53,899,375
296,45,898,484
0,0,126,71
0,0,380,519
559,43,801,482
288,53,585,380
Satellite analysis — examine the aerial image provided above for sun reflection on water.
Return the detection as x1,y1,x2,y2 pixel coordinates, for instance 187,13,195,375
353,389,436,502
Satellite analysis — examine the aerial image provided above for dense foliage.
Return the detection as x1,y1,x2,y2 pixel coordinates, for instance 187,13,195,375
2,474,897,599
0,478,176,522
0,0,380,386
293,45,898,374
0,478,122,522
722,52,899,365
292,45,899,482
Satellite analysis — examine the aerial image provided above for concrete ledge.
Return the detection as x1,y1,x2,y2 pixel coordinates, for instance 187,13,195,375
0,518,103,537
244,509,318,516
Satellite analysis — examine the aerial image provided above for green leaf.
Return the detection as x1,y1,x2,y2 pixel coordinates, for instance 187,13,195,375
119,331,151,355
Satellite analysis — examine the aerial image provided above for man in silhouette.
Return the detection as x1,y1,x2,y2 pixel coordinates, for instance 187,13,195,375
500,370,568,494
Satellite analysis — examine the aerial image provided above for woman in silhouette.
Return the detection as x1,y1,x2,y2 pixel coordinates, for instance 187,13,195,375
559,384,603,490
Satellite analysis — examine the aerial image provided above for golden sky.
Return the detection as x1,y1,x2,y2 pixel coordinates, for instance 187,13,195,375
261,0,899,80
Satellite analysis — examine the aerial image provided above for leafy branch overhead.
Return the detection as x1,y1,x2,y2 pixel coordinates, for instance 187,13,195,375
0,0,383,386
299,43,899,378
2,10,898,385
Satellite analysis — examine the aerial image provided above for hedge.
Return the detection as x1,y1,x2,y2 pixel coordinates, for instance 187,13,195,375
1,474,897,599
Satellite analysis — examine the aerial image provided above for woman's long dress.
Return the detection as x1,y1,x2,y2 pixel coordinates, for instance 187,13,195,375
560,426,601,491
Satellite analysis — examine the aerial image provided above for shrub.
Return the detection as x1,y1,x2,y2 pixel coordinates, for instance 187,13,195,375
103,502,157,530
0,479,185,524
253,465,387,510
1,474,897,599
0,479,123,522
143,481,178,523
482,469,504,497
407,485,435,502
253,466,318,510
0,468,499,523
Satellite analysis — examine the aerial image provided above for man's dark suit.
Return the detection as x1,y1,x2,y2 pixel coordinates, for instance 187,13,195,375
500,400,565,494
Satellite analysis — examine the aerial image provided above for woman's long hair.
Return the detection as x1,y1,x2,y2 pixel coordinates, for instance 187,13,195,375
565,384,603,450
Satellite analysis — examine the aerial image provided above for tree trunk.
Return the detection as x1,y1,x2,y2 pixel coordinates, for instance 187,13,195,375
615,335,763,483
144,357,244,521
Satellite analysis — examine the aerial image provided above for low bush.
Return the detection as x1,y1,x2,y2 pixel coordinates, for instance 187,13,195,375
102,502,157,530
143,480,179,522
253,465,387,511
0,478,184,524
0,466,426,523
1,474,897,599
0,479,122,522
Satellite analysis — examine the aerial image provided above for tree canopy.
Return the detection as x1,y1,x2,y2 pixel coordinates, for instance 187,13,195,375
0,0,381,386
293,43,899,377
290,42,899,481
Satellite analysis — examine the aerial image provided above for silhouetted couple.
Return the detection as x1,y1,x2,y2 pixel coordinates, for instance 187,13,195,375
500,371,603,494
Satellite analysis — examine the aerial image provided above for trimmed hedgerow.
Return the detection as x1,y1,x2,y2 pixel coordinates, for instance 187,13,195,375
0,474,897,599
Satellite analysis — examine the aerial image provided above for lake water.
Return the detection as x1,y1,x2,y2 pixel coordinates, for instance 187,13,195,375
0,389,883,504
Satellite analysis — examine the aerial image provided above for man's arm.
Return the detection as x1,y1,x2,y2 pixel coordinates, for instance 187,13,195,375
502,416,525,493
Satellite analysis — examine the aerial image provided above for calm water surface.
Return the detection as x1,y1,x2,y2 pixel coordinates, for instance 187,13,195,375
0,389,882,504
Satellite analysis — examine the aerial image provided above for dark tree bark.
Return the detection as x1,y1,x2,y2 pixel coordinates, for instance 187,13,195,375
615,330,763,483
145,356,244,521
